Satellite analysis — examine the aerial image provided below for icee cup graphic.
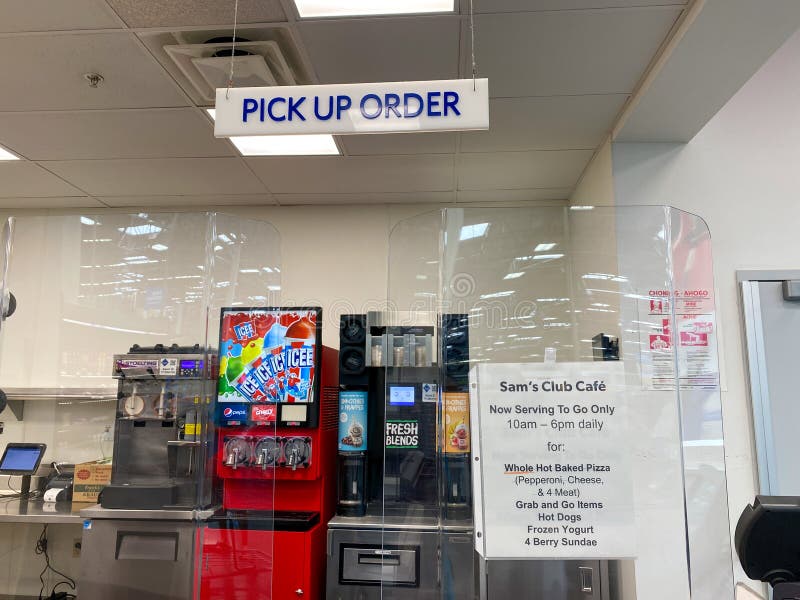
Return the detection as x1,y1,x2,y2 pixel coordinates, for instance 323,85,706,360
283,315,316,403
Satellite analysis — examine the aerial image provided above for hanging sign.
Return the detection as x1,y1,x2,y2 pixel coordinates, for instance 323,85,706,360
470,362,636,560
214,79,489,137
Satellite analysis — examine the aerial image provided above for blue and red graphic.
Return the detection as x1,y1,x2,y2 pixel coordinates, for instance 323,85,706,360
219,404,248,424
233,321,255,340
218,309,318,404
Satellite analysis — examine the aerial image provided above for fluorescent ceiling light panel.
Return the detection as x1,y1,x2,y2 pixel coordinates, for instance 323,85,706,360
533,253,564,260
0,145,19,161
80,216,97,226
534,243,556,252
119,224,163,236
504,272,524,280
479,291,514,299
207,109,339,156
460,223,489,241
230,134,339,156
293,0,454,18
151,244,168,251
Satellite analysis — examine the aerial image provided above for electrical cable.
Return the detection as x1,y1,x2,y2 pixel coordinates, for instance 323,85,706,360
51,580,77,599
7,474,19,494
34,525,76,600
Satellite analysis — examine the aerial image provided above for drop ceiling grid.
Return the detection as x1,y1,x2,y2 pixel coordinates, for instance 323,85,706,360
449,4,681,198
0,2,685,206
118,20,280,205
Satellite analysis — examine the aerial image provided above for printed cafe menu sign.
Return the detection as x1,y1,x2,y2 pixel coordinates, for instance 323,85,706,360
470,362,635,560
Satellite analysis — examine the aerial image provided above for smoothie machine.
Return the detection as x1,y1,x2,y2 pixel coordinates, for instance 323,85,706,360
327,312,474,599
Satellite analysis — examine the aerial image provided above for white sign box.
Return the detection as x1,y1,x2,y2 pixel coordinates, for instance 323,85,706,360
214,79,489,137
470,362,636,560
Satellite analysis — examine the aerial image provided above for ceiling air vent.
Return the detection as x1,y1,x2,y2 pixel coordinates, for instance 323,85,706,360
164,36,297,103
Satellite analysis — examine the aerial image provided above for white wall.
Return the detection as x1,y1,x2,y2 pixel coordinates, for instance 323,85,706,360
613,28,800,588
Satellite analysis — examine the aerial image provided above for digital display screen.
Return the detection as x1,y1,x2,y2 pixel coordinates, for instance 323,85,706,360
389,386,416,406
217,308,320,404
180,360,197,369
0,446,44,474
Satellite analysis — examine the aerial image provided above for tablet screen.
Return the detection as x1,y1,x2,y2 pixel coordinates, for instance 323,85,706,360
0,445,44,474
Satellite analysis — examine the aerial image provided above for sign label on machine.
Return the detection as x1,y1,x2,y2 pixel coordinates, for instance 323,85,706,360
640,288,719,390
470,362,635,560
214,79,489,137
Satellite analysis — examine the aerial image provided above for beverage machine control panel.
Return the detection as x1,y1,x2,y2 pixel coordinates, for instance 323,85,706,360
112,344,206,380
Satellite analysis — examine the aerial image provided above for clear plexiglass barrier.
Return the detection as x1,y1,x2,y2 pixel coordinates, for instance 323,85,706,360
0,212,280,599
380,206,732,600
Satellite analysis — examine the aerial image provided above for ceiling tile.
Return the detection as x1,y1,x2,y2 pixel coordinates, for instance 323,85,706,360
466,0,687,12
469,7,682,97
457,188,571,202
0,197,104,208
0,163,85,197
43,158,267,196
341,132,457,156
297,16,460,84
106,0,286,27
0,33,188,111
459,94,627,152
100,194,277,207
275,192,456,205
246,155,455,194
0,0,122,32
0,109,234,160
456,150,593,190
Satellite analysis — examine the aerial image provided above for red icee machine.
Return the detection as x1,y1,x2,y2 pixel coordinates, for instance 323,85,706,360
199,307,338,600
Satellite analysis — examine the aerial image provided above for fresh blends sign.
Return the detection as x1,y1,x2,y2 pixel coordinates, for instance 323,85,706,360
213,79,489,137
386,420,419,449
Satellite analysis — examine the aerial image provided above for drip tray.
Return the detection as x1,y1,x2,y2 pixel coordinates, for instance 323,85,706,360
207,509,320,532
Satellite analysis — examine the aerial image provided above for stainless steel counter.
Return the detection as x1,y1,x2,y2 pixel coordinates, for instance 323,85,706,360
0,498,217,524
0,498,92,524
80,504,217,521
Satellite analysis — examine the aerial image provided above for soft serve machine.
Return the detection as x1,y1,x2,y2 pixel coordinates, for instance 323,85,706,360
79,343,214,600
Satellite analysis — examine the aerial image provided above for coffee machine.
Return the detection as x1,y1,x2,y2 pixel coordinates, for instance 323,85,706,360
326,313,475,600
79,343,215,600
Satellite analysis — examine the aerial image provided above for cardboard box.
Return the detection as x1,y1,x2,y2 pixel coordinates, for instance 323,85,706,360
72,461,112,503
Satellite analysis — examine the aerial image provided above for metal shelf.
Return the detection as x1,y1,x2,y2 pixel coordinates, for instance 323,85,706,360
1,388,116,421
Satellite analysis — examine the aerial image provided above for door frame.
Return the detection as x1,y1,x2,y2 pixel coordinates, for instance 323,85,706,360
737,269,800,494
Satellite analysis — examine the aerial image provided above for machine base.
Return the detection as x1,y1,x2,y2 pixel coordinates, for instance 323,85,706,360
326,524,474,600
199,515,327,600
79,517,196,600
100,483,177,509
